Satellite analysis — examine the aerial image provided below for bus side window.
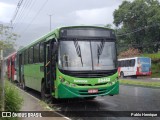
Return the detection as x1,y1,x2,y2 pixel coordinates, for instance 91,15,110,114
34,44,40,63
22,52,24,65
24,50,28,64
118,61,120,67
131,59,135,67
40,43,44,62
129,60,132,67
125,60,128,67
122,60,125,67
29,47,33,64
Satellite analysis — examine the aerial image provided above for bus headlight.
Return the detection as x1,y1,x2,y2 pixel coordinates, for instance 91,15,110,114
71,83,76,87
65,81,70,86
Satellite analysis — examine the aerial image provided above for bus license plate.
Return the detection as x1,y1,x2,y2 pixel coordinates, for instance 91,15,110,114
88,89,98,93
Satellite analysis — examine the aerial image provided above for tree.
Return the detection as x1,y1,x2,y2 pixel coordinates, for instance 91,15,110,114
105,24,112,29
0,24,18,54
113,0,160,53
118,48,141,58
0,24,18,111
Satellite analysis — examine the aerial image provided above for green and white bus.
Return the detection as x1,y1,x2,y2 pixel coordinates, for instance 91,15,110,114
16,26,119,99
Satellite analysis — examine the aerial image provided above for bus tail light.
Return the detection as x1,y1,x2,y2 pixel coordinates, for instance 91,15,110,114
137,67,139,72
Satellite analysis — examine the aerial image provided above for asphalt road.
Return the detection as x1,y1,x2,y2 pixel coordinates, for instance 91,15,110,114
25,85,160,120
49,85,160,120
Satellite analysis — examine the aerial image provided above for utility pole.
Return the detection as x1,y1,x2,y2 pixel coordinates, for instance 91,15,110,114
0,50,4,111
49,14,52,31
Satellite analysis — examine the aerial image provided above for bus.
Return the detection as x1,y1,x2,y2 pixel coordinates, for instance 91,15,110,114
5,52,17,82
118,57,151,78
16,26,119,100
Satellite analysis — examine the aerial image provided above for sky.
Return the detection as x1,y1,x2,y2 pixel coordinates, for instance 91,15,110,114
0,0,124,48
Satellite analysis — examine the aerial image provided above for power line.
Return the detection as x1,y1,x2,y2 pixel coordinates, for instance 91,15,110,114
10,0,24,24
13,0,37,30
20,0,49,35
13,0,33,27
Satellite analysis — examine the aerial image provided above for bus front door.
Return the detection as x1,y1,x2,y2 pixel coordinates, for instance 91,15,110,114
44,40,55,95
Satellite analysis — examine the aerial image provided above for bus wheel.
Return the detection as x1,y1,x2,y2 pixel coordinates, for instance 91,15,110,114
41,82,46,100
132,75,137,79
120,72,124,78
22,79,26,90
41,82,51,101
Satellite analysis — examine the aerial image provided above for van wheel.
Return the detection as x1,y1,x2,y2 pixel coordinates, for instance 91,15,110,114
120,72,124,78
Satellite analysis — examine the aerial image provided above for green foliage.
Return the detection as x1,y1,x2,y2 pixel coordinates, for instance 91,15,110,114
104,24,112,29
4,47,16,58
142,52,160,59
0,24,18,57
151,63,160,78
119,79,160,88
5,81,23,111
0,81,23,120
114,0,160,53
118,48,141,58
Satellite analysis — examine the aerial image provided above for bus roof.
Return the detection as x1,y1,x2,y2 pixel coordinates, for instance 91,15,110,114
4,52,17,60
17,26,114,53
118,57,151,61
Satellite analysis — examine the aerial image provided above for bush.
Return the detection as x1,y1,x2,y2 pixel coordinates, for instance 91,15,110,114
1,81,23,120
118,48,141,58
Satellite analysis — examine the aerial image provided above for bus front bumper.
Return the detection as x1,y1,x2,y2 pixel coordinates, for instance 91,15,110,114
57,81,119,98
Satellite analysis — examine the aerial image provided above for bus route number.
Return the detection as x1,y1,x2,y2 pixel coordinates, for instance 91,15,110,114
98,78,110,83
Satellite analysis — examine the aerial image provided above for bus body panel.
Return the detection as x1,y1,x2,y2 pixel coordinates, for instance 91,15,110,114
57,81,119,98
55,68,118,98
6,52,17,81
23,64,44,92
118,57,151,77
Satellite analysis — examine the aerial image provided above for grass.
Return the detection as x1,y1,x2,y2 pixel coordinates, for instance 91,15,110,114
151,62,160,78
142,52,160,59
1,80,23,120
119,79,160,88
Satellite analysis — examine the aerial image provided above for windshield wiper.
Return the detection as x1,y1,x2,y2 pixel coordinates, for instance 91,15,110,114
74,40,83,67
97,41,105,64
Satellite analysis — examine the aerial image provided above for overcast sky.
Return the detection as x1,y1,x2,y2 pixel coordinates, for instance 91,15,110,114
0,0,124,48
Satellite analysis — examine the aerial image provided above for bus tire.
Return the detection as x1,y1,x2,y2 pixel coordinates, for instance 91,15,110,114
120,72,124,78
41,82,46,101
132,75,137,79
22,77,26,90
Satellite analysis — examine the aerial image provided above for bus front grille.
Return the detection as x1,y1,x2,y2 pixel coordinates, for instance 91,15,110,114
59,69,117,78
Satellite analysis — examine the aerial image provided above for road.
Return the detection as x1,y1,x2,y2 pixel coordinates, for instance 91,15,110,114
50,85,160,120
25,85,160,120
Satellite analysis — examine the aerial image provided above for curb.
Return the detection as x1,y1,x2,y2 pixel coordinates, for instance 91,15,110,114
151,78,160,80
15,85,71,120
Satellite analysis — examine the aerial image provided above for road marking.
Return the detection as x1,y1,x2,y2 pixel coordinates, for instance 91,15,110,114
15,86,71,120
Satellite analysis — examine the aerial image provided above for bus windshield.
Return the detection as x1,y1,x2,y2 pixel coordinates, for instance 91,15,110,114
58,40,116,71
